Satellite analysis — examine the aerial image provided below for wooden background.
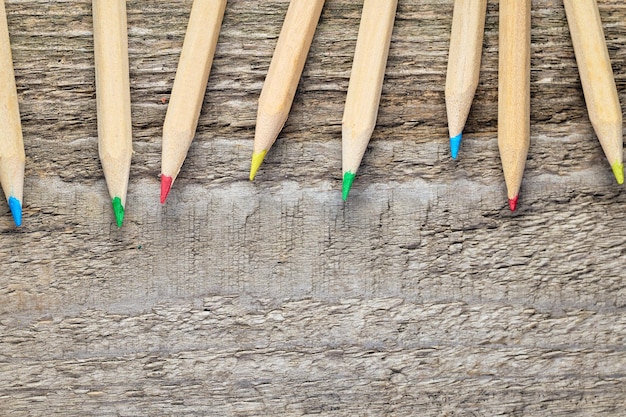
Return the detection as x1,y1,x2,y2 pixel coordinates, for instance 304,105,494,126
1,0,625,415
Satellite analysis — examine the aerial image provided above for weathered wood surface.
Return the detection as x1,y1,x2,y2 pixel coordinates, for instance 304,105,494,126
1,0,626,415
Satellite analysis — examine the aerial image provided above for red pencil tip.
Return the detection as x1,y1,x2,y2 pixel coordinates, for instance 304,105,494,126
508,195,519,211
160,175,173,204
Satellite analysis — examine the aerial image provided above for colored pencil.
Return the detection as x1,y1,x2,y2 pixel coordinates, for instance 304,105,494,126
0,0,24,227
160,0,227,204
498,0,530,211
563,0,624,184
92,0,133,227
341,0,397,200
249,0,325,181
445,0,487,159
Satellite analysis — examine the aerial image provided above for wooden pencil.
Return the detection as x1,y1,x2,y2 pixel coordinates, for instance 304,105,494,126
445,0,487,159
92,0,133,227
0,0,24,227
160,0,227,204
498,0,530,211
563,0,624,184
249,0,325,180
341,0,397,200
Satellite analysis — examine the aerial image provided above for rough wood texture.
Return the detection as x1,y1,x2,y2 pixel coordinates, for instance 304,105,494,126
1,0,625,415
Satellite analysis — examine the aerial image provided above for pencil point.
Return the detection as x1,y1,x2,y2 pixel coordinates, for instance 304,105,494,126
112,197,124,228
8,197,22,227
508,194,519,212
160,175,173,204
611,162,624,185
450,133,462,159
249,150,267,181
342,172,357,201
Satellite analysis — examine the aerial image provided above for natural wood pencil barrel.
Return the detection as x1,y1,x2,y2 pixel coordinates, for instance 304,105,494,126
161,0,227,202
249,0,325,180
563,0,624,184
0,0,25,226
341,0,397,199
445,0,487,158
498,0,530,210
92,0,133,225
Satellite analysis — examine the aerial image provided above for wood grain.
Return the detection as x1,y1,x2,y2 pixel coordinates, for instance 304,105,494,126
1,0,625,415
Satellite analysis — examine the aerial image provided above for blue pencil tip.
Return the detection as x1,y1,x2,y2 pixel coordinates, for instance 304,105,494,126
450,133,462,159
8,197,22,226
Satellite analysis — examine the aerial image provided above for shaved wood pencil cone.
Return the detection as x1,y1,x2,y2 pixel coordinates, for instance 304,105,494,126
0,0,24,226
249,0,325,180
93,0,133,227
341,0,397,200
445,0,487,159
160,0,227,204
563,0,624,185
498,0,530,211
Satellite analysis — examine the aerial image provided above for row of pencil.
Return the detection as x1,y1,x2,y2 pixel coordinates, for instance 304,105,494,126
448,0,624,211
0,0,622,228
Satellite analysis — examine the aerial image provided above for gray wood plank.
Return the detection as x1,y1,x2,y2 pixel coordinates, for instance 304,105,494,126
1,0,625,415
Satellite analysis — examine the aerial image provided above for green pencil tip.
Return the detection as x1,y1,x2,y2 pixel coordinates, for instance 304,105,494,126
249,150,267,181
112,197,124,228
342,172,357,201
611,162,624,185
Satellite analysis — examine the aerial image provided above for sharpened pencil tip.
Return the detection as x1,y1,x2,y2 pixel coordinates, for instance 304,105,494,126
8,197,21,227
450,133,462,159
160,174,173,204
611,162,624,185
112,197,124,228
249,150,267,181
508,195,519,212
342,172,357,201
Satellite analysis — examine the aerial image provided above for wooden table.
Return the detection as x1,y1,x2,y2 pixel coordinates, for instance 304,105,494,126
1,0,625,415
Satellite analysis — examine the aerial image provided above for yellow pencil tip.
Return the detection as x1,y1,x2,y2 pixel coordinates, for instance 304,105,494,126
249,150,267,181
611,162,624,185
